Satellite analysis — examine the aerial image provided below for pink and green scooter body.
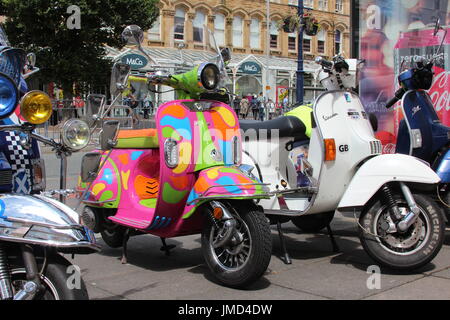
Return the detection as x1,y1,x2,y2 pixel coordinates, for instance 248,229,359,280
78,100,268,238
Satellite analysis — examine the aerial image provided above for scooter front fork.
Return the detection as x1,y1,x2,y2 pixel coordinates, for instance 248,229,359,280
382,183,420,233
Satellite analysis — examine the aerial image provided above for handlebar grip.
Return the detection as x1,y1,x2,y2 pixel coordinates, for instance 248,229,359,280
385,88,406,109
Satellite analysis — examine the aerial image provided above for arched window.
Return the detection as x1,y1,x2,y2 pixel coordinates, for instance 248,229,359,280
193,10,206,43
270,20,278,49
174,8,186,41
317,29,326,54
214,14,225,46
233,16,243,47
335,29,342,54
250,18,260,49
148,15,160,41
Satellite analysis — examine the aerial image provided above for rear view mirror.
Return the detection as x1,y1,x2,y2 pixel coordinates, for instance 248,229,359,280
122,25,144,46
81,152,102,183
221,48,231,63
86,94,106,126
110,62,131,97
100,120,120,150
27,53,36,68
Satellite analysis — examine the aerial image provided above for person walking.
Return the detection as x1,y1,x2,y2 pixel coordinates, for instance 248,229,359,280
251,94,258,120
233,95,241,118
268,99,276,120
257,92,265,121
239,95,250,119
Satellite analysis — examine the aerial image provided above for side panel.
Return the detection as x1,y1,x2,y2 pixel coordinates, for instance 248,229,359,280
182,166,268,219
338,154,440,208
436,149,450,183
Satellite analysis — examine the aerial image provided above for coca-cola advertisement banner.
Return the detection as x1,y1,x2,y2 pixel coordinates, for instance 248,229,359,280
358,0,449,153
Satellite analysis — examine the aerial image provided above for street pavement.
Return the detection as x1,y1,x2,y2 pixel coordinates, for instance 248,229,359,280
43,152,450,300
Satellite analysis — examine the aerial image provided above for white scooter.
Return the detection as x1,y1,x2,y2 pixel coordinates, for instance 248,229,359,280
240,55,446,270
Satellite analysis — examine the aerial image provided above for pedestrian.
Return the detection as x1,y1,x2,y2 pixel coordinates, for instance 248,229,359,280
268,99,276,120
239,95,249,119
282,95,289,113
143,97,153,119
251,94,259,120
233,95,241,117
257,92,265,121
73,95,85,119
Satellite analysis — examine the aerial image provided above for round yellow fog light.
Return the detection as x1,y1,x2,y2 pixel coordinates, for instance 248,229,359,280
20,91,52,125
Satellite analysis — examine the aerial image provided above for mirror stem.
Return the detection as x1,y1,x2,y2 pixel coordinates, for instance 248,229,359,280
59,154,68,204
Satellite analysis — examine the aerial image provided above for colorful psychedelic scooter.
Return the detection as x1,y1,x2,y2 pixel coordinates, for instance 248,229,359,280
77,25,272,288
240,55,446,270
384,20,450,225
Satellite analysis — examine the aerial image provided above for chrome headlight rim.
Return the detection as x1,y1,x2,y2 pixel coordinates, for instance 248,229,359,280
0,71,19,120
198,62,220,91
61,118,91,151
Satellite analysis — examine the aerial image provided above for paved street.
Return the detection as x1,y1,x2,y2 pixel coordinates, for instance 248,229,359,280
43,152,450,300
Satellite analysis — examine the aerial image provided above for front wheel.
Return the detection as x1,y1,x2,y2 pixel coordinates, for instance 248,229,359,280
10,254,88,300
201,202,272,288
359,193,445,270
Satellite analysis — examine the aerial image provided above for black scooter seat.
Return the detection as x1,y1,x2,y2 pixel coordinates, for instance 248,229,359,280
240,116,308,140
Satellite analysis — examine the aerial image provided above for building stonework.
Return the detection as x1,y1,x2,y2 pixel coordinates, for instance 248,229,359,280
151,0,351,61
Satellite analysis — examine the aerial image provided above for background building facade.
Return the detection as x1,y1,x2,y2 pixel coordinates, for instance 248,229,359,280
112,0,351,106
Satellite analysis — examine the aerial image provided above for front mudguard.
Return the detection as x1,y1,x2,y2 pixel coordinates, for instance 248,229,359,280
338,154,440,209
181,166,269,219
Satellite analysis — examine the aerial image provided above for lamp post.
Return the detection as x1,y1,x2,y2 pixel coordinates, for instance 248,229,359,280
296,0,304,105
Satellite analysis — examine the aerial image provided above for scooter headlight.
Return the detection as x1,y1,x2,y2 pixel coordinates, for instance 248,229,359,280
0,73,19,119
61,119,91,151
198,63,220,90
20,91,53,124
164,138,179,168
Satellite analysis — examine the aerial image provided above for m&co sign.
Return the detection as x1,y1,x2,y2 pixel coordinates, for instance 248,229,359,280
238,61,262,75
121,53,148,70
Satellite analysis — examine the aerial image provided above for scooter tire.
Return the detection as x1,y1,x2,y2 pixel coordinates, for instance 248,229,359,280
291,211,335,233
359,193,445,271
9,253,89,300
100,225,127,248
201,205,272,289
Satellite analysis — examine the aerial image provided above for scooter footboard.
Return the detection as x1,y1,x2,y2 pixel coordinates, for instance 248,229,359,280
338,154,440,209
182,166,270,219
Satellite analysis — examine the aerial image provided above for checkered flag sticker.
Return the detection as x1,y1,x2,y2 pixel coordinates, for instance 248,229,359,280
5,131,31,194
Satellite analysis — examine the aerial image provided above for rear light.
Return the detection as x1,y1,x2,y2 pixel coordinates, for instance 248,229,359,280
324,139,336,161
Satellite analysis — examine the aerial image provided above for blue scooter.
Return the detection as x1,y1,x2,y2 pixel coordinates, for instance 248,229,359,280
385,20,450,224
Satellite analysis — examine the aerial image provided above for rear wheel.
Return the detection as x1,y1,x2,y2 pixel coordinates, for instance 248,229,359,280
359,193,445,270
291,211,335,233
201,202,272,288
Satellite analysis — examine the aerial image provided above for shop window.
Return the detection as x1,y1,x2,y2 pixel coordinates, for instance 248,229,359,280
288,33,296,51
174,8,186,41
318,0,328,11
317,29,326,54
270,21,278,49
335,29,342,54
148,15,160,41
335,0,343,13
233,16,243,48
215,14,225,46
250,18,260,49
193,11,206,43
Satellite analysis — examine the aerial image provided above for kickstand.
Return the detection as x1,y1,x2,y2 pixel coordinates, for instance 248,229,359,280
326,224,340,253
160,237,176,256
121,229,130,264
277,221,292,265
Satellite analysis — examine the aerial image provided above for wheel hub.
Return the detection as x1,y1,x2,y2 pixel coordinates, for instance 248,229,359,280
379,213,424,250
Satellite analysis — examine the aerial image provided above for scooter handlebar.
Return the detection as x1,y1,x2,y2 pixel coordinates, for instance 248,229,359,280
385,88,406,109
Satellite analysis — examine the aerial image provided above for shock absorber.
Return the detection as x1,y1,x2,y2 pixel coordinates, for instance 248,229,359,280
0,245,13,300
382,184,403,221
